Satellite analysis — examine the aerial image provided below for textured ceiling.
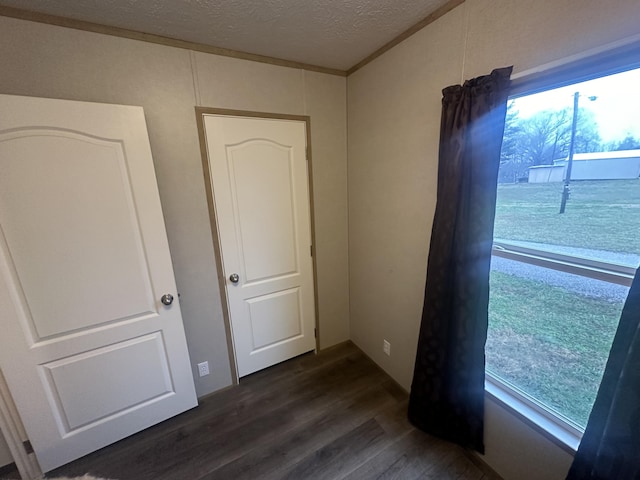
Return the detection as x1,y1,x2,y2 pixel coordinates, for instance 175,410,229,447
0,0,452,70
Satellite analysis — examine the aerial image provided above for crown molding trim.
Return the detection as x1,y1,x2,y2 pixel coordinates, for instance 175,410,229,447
0,1,466,79
346,0,465,76
0,5,348,77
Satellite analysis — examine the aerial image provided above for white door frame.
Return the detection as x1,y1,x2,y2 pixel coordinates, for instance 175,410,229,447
195,108,320,383
0,370,41,480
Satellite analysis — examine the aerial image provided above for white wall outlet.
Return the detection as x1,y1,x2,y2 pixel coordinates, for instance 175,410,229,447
197,361,210,377
383,339,391,356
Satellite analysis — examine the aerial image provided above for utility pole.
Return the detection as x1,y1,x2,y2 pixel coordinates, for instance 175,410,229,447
559,92,597,214
559,92,580,214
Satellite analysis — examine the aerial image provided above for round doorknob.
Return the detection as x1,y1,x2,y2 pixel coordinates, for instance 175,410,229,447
160,293,174,306
229,273,240,284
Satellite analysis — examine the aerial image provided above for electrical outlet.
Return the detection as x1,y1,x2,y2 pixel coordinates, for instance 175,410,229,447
197,361,210,377
383,340,391,356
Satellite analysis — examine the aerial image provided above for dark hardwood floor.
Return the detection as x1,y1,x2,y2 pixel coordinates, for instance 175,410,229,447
11,342,501,480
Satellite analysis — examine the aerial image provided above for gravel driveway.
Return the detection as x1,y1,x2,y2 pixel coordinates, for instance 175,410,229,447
491,240,639,302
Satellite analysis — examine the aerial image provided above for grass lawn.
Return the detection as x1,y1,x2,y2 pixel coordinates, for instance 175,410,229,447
494,179,640,255
486,271,626,427
488,178,639,427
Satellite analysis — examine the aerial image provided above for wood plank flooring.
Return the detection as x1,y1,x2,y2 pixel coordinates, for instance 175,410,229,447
6,342,501,480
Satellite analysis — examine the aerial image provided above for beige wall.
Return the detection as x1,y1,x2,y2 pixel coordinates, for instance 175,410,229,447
0,15,349,397
347,0,640,479
4,1,639,476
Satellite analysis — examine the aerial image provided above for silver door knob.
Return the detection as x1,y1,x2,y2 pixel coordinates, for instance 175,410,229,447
229,273,240,284
160,293,174,305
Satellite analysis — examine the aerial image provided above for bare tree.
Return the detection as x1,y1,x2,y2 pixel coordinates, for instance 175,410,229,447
499,106,602,182
605,133,640,151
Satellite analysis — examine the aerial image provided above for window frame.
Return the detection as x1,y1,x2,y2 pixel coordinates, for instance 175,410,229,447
486,241,635,453
492,241,636,287
485,373,582,453
486,39,640,452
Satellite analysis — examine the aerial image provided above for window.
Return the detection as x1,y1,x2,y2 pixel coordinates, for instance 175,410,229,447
486,64,640,448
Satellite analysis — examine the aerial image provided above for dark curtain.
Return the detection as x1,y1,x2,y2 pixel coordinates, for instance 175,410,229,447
408,66,512,453
567,268,640,479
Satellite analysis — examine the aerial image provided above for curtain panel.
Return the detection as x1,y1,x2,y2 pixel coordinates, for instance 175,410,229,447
408,66,512,453
567,268,640,479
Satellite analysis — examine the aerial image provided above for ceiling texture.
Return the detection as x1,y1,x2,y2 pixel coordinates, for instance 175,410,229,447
0,0,453,71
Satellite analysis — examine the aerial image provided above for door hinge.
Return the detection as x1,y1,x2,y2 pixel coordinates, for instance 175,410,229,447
23,440,33,455
314,328,317,338
310,245,313,257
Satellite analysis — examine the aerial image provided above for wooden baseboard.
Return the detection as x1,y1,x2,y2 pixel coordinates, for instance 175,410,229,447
466,450,504,480
317,339,354,354
346,341,504,479
346,340,410,396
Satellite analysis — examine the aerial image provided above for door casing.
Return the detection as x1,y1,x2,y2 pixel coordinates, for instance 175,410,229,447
0,369,41,480
195,108,320,382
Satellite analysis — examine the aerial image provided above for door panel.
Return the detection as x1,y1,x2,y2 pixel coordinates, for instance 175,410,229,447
0,94,197,472
0,130,154,340
203,115,315,377
247,288,302,350
42,332,173,432
230,140,298,282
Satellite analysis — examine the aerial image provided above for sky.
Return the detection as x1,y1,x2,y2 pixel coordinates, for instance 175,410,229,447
512,67,640,142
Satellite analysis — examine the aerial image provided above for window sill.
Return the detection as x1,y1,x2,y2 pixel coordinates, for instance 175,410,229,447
485,374,580,455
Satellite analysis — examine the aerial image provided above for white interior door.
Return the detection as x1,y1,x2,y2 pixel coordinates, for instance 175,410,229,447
203,114,316,378
0,94,197,472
